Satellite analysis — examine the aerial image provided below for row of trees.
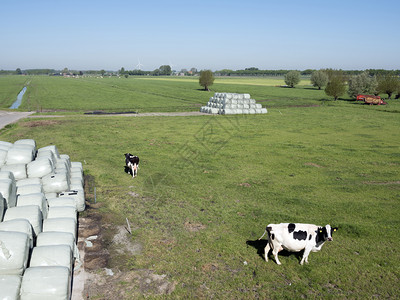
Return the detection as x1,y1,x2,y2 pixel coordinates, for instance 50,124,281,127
215,68,400,77
284,69,400,100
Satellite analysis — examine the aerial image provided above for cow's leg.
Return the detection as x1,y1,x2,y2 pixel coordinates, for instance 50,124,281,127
272,243,282,265
264,241,271,262
300,246,312,265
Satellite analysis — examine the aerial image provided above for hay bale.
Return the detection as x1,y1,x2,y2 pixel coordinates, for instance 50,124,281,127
16,193,48,219
20,266,71,300
1,164,27,180
0,231,30,275
0,219,34,248
3,205,43,237
0,275,22,300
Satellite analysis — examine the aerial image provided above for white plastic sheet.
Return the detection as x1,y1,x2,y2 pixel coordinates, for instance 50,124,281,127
1,164,27,180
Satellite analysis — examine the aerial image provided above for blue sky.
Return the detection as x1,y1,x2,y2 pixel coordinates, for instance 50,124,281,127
1,0,399,71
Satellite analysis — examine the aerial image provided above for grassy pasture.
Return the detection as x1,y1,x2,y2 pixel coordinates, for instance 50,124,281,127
0,75,30,107
1,102,399,298
0,75,361,113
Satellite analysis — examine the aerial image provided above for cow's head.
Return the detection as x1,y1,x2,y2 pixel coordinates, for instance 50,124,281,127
318,225,338,242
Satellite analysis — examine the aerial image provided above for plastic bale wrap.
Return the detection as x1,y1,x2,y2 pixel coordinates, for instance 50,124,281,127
0,274,22,300
16,177,41,187
41,173,70,194
59,190,85,212
36,231,79,260
1,164,27,180
0,195,4,221
16,193,48,219
0,232,30,275
0,219,34,248
0,170,16,181
14,139,37,151
5,145,35,165
36,150,56,169
17,184,44,196
27,157,54,178
0,141,12,149
59,155,71,168
47,206,77,222
0,149,7,167
3,206,43,237
0,179,17,208
30,245,73,272
20,266,71,300
38,145,60,159
43,217,77,241
47,197,76,208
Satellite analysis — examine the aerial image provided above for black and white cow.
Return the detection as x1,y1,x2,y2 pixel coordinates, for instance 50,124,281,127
258,223,338,265
124,153,139,178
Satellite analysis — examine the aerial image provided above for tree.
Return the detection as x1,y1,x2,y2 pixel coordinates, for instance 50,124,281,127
16,68,22,75
199,70,214,91
347,72,377,98
310,70,328,90
377,75,399,99
325,74,346,100
100,69,106,76
284,70,301,88
119,67,125,75
159,65,172,75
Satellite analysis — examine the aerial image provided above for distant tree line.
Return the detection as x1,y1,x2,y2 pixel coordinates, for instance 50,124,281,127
214,68,400,77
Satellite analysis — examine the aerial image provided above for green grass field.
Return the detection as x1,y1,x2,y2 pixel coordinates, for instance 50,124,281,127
0,76,399,298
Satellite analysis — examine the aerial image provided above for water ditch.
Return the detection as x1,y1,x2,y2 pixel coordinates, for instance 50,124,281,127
10,86,27,109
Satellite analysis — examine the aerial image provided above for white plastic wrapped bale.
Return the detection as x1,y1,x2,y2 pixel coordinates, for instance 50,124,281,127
70,171,83,187
0,219,34,248
3,206,43,237
47,197,76,208
38,145,60,160
0,231,30,275
30,245,73,272
17,184,44,195
27,157,54,178
16,177,41,187
43,217,77,241
20,266,71,300
14,139,37,151
0,178,17,208
0,195,4,221
59,190,85,212
0,141,12,151
59,154,71,167
16,193,48,219
1,163,27,180
0,149,7,167
47,206,77,222
0,170,15,181
41,172,70,193
55,161,70,176
5,145,35,165
36,232,79,261
0,275,22,300
36,150,56,169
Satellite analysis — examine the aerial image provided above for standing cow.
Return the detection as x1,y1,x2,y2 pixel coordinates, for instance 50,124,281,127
258,223,337,265
124,153,140,178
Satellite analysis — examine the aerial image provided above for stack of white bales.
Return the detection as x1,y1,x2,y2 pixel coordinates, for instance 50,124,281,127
200,92,268,115
0,139,84,299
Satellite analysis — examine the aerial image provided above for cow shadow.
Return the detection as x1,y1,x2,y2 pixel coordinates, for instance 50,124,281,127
246,239,303,263
124,166,133,176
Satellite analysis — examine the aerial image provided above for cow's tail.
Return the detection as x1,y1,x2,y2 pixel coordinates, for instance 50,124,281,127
258,229,268,240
